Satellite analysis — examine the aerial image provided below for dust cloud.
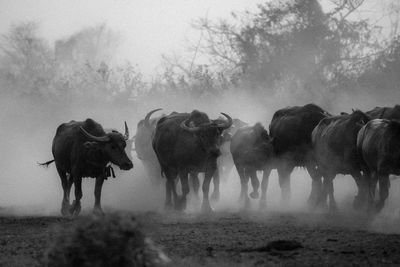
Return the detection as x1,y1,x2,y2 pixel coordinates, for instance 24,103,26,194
1,5,400,236
0,87,373,218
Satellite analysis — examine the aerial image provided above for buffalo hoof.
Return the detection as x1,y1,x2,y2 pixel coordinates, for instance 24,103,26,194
164,200,174,210
70,200,81,216
201,202,214,213
307,195,319,208
175,197,187,211
211,191,220,202
93,207,105,217
329,203,338,213
375,201,385,213
241,197,250,211
61,201,71,216
250,191,259,199
352,195,364,210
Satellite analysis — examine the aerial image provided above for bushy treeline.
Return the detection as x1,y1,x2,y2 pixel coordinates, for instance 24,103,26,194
1,0,400,114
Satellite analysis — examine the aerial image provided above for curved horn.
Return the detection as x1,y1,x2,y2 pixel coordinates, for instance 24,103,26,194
124,121,129,140
80,126,110,142
144,108,162,129
215,113,233,130
180,119,201,132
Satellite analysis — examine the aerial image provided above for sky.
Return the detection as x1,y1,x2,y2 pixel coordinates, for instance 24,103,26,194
0,0,391,76
0,0,263,75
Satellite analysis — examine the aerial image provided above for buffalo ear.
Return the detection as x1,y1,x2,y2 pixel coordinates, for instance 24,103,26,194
84,141,100,149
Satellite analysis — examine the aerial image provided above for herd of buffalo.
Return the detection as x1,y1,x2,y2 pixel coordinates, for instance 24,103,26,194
39,104,400,216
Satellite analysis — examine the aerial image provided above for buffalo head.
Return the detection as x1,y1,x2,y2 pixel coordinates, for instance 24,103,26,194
180,112,233,156
80,123,133,170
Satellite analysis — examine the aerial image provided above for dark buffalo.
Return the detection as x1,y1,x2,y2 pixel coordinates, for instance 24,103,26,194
312,110,371,209
268,103,330,204
135,109,164,187
366,105,400,120
40,119,133,215
357,119,400,212
230,123,274,209
137,109,214,197
192,117,248,201
152,110,232,212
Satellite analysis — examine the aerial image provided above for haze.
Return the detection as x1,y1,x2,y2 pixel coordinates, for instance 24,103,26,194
0,0,400,235
0,0,390,75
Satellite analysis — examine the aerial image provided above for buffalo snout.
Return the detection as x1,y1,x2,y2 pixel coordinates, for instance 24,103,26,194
120,160,133,170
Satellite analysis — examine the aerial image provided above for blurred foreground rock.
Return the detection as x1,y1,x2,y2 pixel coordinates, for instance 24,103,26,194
45,214,170,267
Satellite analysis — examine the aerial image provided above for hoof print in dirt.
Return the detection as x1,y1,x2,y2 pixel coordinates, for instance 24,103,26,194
242,240,303,253
206,246,214,257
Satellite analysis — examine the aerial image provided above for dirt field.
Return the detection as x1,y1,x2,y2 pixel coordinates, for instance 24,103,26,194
0,210,400,267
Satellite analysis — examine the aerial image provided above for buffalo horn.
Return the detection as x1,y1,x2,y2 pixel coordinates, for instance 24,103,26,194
80,127,110,142
215,113,233,130
144,108,162,129
124,121,129,140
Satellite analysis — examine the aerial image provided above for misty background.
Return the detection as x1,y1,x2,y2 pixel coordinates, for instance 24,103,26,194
1,0,400,230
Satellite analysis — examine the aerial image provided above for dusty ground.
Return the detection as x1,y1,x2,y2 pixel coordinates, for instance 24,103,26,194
0,210,400,267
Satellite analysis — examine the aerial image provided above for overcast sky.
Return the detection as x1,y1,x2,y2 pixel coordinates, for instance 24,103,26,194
0,0,390,75
0,0,264,74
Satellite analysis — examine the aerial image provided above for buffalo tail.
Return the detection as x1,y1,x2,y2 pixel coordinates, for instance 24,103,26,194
38,159,55,168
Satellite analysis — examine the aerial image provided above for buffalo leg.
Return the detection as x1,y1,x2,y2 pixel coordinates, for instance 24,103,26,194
249,169,260,199
367,171,378,211
376,174,390,212
189,172,200,198
352,171,367,210
277,165,293,204
306,162,322,207
165,180,173,209
259,168,271,210
236,165,250,209
56,165,71,216
163,169,178,210
202,168,215,213
93,176,105,216
178,171,189,211
211,170,220,201
319,173,336,210
236,165,249,205
327,177,337,211
70,175,82,216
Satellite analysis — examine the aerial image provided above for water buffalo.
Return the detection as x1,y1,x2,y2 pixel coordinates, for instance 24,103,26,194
357,119,400,212
366,105,400,120
135,109,164,187
137,109,214,198
152,110,232,212
192,117,248,201
40,119,133,216
230,123,274,209
268,103,330,205
312,110,371,210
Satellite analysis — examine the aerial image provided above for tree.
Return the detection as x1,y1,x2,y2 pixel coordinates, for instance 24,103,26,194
54,23,120,74
191,0,377,106
0,22,55,99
